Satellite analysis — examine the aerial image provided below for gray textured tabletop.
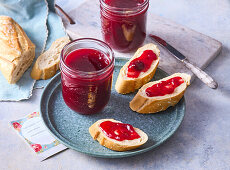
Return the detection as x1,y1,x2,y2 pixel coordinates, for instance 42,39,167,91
1,0,230,169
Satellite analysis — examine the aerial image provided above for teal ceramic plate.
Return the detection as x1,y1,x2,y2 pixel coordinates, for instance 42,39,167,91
40,58,185,158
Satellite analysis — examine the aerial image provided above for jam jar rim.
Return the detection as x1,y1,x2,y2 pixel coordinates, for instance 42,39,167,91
60,38,115,79
100,0,149,16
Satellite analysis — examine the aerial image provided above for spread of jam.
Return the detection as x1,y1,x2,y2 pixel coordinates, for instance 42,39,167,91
145,76,184,97
127,50,157,78
62,48,113,114
104,0,144,8
65,49,109,72
99,121,140,141
101,0,148,52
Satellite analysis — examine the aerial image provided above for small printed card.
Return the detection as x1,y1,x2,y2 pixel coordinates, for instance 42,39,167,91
10,112,67,161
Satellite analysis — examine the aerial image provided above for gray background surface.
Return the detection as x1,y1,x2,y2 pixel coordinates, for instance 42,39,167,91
1,0,230,169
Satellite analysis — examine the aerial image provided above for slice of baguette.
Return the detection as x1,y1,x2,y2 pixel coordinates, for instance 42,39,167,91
115,43,160,94
130,73,191,114
31,36,70,80
89,119,148,151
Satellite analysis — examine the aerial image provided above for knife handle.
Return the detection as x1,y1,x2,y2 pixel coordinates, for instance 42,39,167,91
183,59,218,89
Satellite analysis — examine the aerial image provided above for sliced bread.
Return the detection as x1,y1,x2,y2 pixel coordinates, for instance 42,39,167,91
89,119,148,151
0,16,35,84
115,43,160,94
130,73,191,114
31,36,70,80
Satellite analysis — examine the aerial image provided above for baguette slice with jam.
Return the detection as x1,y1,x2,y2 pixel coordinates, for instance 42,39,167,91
89,119,148,151
130,73,191,114
115,43,160,94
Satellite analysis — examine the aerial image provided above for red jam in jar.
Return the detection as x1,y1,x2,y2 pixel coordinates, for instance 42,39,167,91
99,121,140,141
65,49,109,72
60,39,114,115
100,0,149,52
145,77,184,97
127,50,158,78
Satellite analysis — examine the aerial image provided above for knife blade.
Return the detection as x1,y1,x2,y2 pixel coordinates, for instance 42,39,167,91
149,34,218,89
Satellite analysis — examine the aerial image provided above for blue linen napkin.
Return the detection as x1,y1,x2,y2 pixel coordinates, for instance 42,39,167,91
0,0,66,101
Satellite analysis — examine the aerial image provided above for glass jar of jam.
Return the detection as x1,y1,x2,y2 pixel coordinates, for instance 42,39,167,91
60,38,114,115
100,0,149,52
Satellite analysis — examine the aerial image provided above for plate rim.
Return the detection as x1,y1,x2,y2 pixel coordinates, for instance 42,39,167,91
40,69,186,158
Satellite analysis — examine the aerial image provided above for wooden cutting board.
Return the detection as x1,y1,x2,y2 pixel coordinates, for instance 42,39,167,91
60,0,222,80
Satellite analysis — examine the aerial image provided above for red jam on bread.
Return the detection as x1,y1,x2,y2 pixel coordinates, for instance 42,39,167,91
127,50,158,78
99,121,140,141
145,76,184,97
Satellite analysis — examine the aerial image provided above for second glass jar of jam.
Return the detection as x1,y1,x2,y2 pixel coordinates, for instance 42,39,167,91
60,38,114,115
100,0,149,52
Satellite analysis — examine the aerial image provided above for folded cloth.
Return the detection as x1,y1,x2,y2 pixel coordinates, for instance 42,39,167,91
0,0,66,101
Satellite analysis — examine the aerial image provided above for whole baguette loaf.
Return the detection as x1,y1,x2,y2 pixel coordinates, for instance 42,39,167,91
31,36,70,80
89,119,148,151
0,16,35,84
115,43,160,94
130,73,191,114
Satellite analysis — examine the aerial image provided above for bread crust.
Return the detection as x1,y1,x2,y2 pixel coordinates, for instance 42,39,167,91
0,16,35,84
130,73,191,114
89,119,148,151
31,37,70,80
115,43,160,94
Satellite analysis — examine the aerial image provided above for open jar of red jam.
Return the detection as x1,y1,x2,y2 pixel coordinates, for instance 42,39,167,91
100,0,149,52
60,38,114,115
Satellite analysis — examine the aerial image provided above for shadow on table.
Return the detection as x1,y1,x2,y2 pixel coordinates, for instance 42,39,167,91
205,45,230,99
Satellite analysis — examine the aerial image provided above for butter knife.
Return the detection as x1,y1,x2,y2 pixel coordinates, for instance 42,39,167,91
149,34,218,89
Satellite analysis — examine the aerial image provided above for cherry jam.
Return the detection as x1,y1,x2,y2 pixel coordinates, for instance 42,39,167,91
127,50,158,78
99,121,140,141
65,49,109,72
60,39,114,115
104,0,145,8
100,0,149,52
145,77,184,97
